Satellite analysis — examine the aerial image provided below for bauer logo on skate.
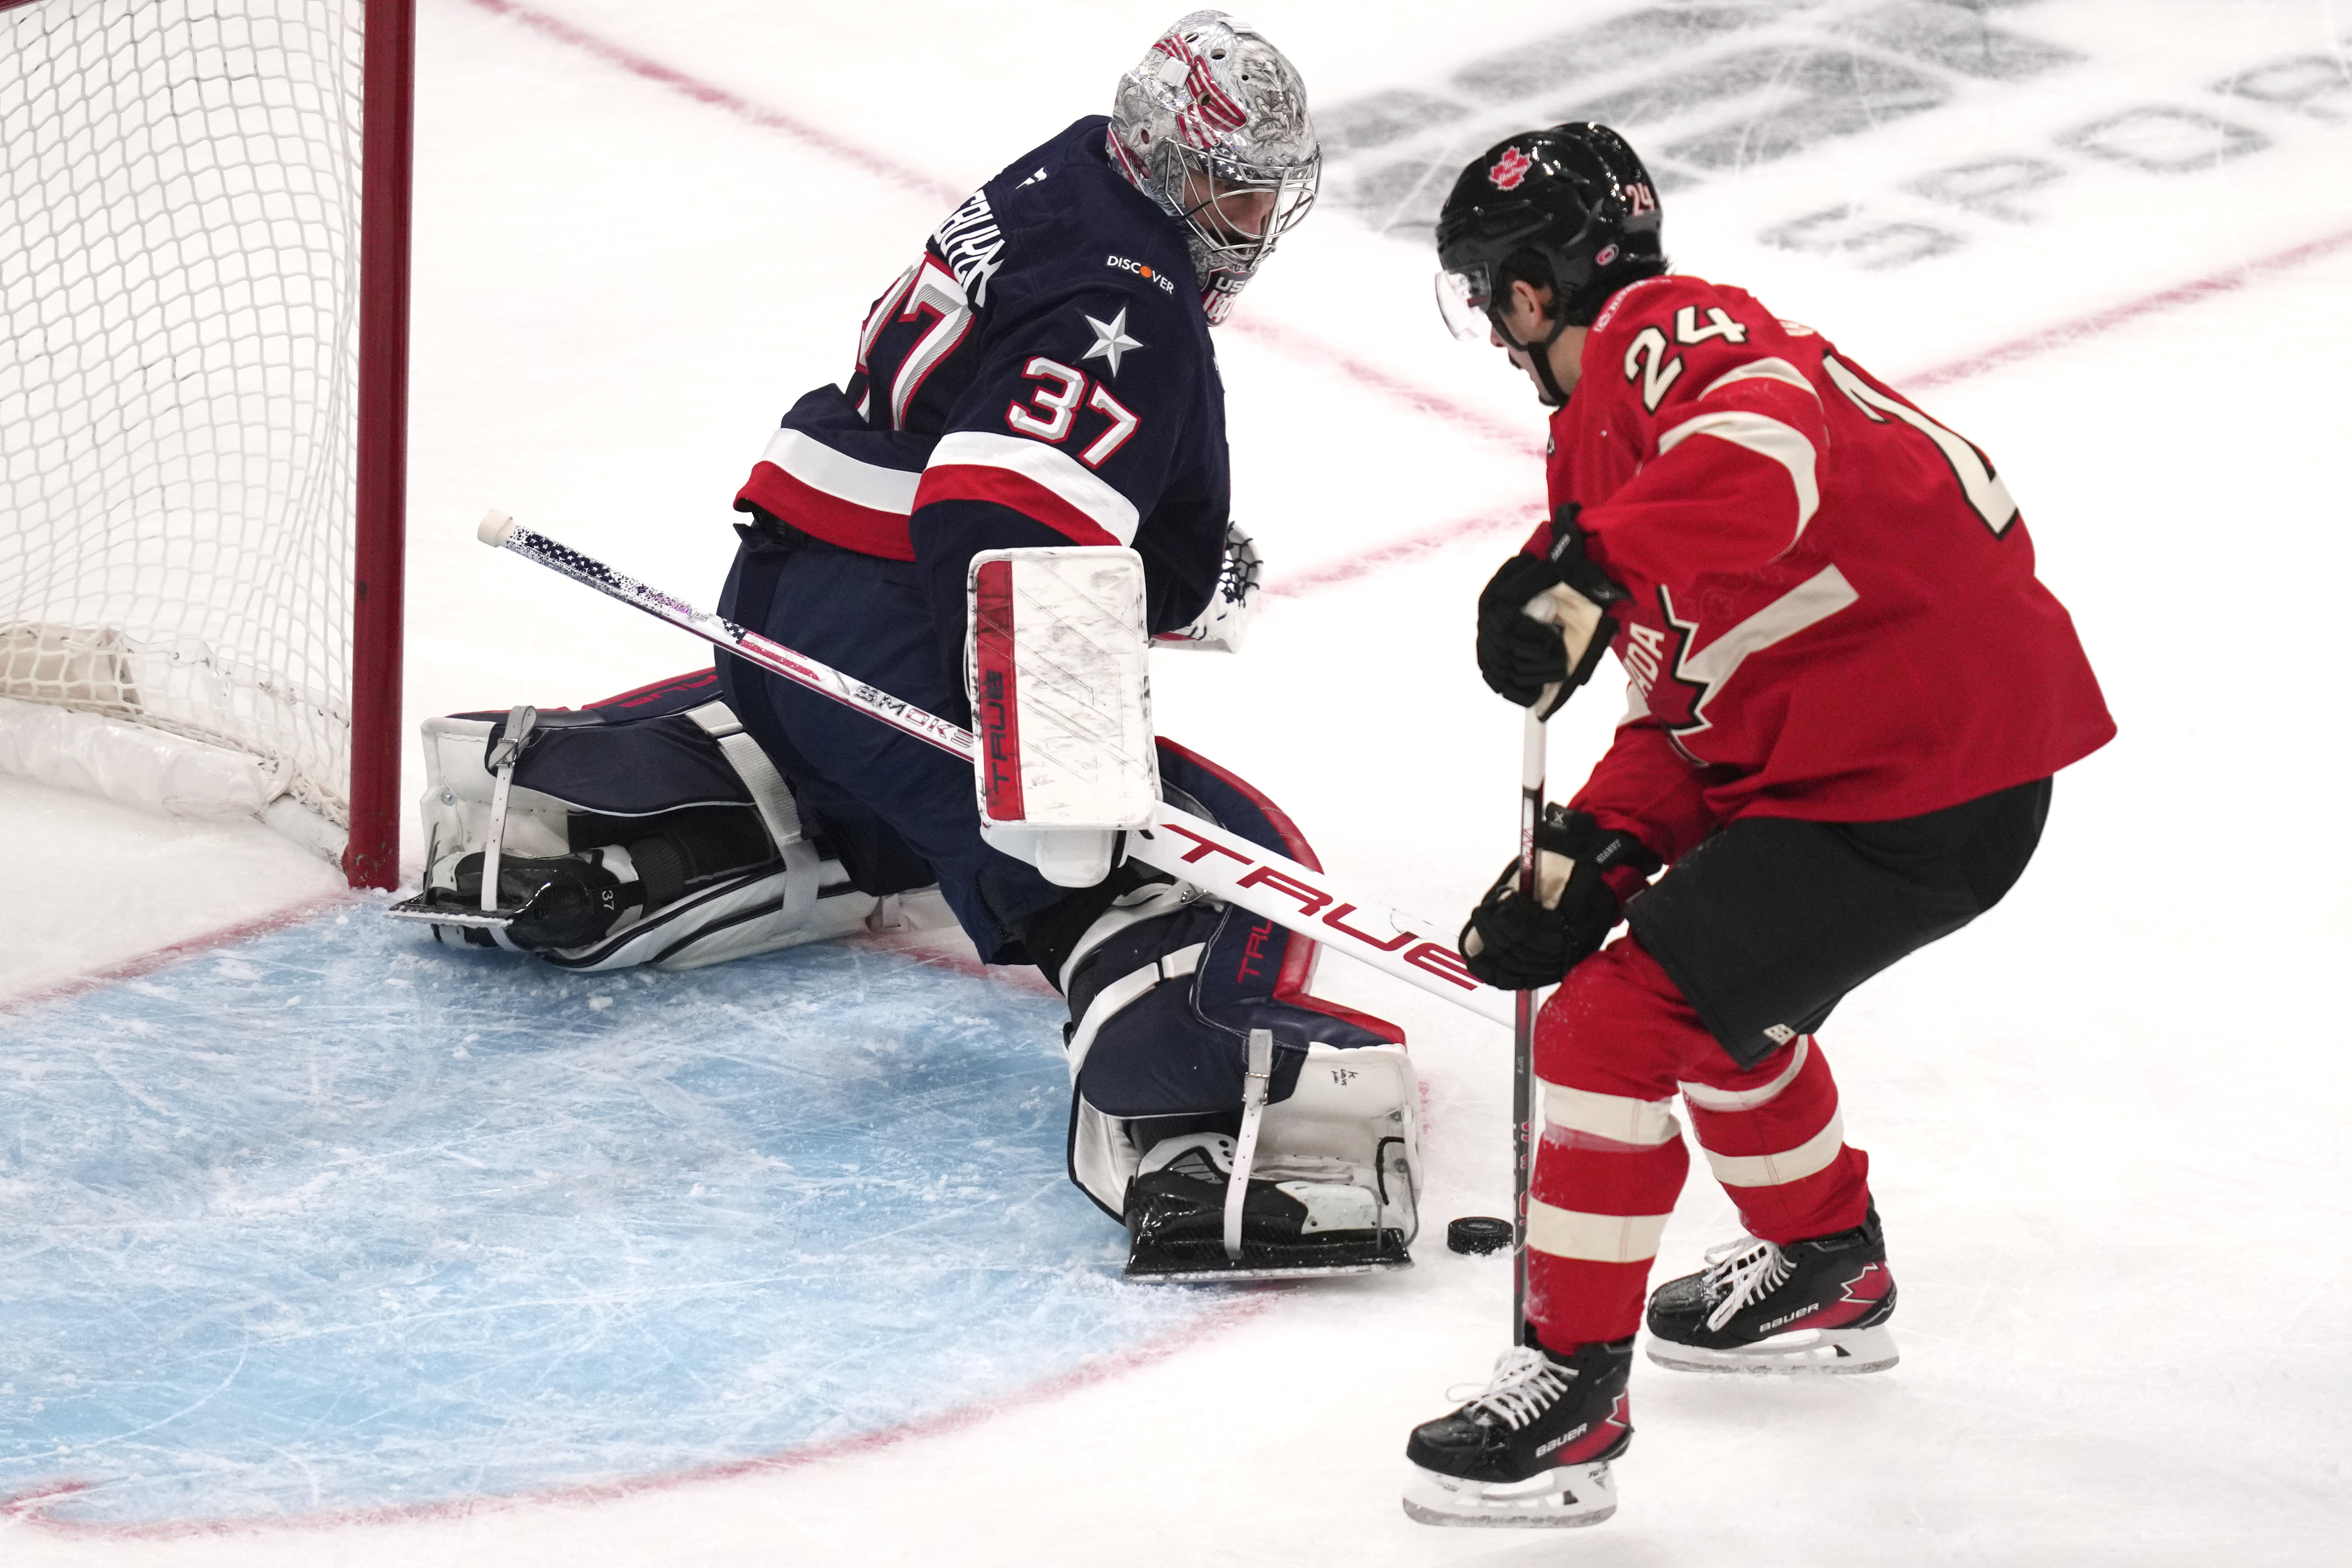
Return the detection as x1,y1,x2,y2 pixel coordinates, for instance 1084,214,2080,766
1148,819,1481,991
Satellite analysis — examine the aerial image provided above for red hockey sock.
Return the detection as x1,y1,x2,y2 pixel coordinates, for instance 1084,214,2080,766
1681,1036,1871,1243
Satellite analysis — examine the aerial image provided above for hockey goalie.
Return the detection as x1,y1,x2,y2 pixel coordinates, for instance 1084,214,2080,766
397,12,1423,1283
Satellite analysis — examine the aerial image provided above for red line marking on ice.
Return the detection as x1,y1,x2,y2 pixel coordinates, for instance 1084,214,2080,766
1905,222,2352,391
0,893,363,1019
1271,220,2352,596
459,0,965,206
460,1,2352,600
453,0,1538,460
1267,507,1533,600
10,1291,1280,1540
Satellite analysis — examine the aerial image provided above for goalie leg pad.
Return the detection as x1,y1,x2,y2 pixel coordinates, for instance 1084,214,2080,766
1047,744,1423,1275
403,669,952,970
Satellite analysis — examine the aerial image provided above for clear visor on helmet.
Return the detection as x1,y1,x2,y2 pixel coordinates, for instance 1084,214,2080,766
1172,146,1319,269
1435,264,1493,341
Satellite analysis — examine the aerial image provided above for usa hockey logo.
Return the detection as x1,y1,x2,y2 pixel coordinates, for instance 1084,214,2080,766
1489,147,1534,190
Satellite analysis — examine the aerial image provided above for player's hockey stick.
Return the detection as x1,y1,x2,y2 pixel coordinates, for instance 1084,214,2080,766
476,513,1514,1026
1513,702,1549,1340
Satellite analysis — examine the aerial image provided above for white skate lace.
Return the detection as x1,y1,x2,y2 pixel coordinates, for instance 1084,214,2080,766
1451,1345,1573,1430
1699,1237,1794,1332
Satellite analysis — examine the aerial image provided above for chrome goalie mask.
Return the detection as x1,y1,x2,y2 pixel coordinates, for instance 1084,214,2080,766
1108,10,1318,325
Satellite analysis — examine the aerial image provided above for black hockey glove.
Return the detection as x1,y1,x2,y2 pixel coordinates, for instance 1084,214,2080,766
1459,807,1660,991
1474,506,1626,719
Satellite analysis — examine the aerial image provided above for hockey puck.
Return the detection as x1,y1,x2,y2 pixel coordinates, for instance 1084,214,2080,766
1446,1216,1513,1255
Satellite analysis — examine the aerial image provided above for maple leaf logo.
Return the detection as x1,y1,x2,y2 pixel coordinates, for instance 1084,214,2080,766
1489,147,1534,191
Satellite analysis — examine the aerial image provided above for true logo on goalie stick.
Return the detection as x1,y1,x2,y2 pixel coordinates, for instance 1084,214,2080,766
1143,820,1483,992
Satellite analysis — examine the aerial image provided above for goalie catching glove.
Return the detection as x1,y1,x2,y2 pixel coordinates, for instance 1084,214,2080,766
1460,807,1660,990
1476,506,1626,718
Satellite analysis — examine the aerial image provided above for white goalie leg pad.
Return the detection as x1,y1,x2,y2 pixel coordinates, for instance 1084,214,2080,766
406,700,963,968
417,714,574,921
1068,1041,1422,1241
1071,1096,1145,1218
966,547,1157,888
1255,1040,1422,1246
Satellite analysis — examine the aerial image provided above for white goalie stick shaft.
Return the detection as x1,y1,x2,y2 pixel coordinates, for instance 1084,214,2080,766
478,513,1515,1026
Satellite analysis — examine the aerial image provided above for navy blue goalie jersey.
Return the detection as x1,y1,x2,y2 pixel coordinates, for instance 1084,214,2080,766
735,116,1230,644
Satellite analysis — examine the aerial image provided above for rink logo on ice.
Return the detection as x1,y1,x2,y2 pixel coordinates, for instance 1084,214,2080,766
1311,3,2347,270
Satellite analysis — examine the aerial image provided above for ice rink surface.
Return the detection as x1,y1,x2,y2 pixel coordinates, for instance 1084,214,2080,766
4,0,2350,1561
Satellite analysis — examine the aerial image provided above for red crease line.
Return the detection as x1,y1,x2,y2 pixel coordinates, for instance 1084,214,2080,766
0,892,364,1019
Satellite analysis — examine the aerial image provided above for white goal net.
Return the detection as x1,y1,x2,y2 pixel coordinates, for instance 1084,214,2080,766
0,0,393,865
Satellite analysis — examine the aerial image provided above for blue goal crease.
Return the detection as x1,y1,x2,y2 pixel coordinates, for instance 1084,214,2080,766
0,914,1206,1527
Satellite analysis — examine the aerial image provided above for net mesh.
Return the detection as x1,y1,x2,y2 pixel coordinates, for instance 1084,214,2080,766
0,0,366,827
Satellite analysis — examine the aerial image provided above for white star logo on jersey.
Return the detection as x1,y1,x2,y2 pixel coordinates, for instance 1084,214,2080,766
1081,307,1144,377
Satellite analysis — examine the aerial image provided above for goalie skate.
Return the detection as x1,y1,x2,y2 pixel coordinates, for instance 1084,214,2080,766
1120,1134,1410,1282
1644,1207,1898,1375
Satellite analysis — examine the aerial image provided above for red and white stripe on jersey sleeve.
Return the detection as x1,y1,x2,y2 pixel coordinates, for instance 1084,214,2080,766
1654,355,1824,553
914,430,1142,547
741,426,925,561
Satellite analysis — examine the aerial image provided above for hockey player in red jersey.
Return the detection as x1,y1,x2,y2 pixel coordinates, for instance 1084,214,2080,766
1398,124,2113,1527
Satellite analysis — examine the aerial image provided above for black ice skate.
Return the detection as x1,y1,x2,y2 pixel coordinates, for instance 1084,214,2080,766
1645,1206,1897,1375
1120,1133,1410,1282
1400,1335,1631,1528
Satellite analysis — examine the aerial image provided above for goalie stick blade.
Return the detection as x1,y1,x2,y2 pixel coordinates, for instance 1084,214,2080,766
1123,1257,1411,1284
384,894,514,929
1122,1230,1413,1283
1400,1460,1617,1529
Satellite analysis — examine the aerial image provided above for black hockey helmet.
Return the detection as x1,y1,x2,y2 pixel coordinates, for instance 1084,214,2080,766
1433,123,1665,355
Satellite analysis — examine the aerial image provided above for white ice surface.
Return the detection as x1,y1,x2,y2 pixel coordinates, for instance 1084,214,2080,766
5,0,2351,1561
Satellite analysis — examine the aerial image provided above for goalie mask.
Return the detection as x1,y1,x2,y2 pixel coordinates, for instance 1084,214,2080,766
1108,10,1319,325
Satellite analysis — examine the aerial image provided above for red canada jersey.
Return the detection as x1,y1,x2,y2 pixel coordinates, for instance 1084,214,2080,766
1536,274,2113,860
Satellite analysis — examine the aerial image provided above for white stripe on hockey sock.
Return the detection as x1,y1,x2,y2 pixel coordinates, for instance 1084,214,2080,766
1700,1110,1847,1188
1679,1037,1810,1112
1540,1080,1680,1146
1526,1198,1673,1264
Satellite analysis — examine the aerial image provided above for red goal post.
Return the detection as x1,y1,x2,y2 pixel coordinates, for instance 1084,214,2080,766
0,0,411,887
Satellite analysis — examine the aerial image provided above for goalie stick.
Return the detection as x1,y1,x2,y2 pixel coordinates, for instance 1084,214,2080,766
474,512,1515,1026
